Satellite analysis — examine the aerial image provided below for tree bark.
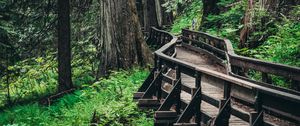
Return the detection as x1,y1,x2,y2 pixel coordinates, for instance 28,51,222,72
239,0,254,48
155,0,163,27
57,0,73,92
144,0,159,32
96,0,152,78
142,0,149,30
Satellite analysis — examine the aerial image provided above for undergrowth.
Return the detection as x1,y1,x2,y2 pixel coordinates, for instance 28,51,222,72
0,55,95,107
170,0,299,88
0,68,153,126
170,0,202,34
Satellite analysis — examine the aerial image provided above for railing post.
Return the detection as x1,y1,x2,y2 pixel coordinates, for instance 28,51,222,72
253,90,263,125
157,76,162,101
217,81,231,126
216,98,231,126
223,82,231,100
156,58,163,101
153,30,157,45
157,57,162,71
175,65,181,80
160,33,164,46
175,65,181,114
261,72,272,84
195,72,202,125
154,54,158,71
291,80,300,91
157,31,161,45
249,112,259,125
254,90,262,112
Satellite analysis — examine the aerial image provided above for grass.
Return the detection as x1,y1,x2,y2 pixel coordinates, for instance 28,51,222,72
0,68,153,126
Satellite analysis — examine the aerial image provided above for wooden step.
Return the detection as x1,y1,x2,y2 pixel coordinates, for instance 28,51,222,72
133,92,144,100
155,111,178,119
137,99,161,109
154,111,178,125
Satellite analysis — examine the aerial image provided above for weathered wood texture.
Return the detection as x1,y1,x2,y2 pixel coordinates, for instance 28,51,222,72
134,27,300,126
181,29,300,91
95,0,152,77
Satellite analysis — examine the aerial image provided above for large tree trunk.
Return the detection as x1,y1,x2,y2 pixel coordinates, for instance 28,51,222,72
57,0,73,92
96,0,152,78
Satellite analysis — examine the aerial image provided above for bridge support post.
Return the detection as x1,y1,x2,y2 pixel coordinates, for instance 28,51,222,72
154,54,158,71
154,79,181,125
175,66,181,114
215,99,231,126
223,82,231,100
291,80,300,91
250,111,263,126
215,81,232,126
262,72,272,84
195,72,202,125
252,90,263,126
175,87,202,125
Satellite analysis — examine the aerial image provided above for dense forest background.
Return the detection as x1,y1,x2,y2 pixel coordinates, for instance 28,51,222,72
0,0,299,125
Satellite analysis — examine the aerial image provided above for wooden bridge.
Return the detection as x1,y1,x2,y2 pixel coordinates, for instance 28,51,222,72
133,27,300,126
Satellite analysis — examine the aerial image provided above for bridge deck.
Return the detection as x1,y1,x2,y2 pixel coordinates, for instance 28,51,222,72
168,46,298,125
171,46,248,125
137,27,299,126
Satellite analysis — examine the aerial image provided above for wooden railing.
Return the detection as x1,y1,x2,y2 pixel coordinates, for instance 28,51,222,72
146,27,175,49
182,29,300,92
135,27,300,125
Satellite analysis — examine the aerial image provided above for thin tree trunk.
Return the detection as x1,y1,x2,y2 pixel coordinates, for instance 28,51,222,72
57,0,73,92
96,0,152,78
144,0,159,32
155,0,163,27
142,0,149,31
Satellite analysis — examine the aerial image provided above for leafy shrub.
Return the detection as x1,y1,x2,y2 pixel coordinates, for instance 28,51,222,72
170,0,202,34
0,55,95,107
256,22,300,67
0,68,152,126
204,0,246,48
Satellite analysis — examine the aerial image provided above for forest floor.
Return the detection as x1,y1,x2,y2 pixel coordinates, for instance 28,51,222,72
0,68,153,126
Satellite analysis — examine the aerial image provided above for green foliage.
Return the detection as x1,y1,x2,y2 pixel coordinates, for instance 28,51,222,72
250,22,300,67
162,0,192,13
170,0,299,88
289,5,300,21
0,55,95,107
0,68,152,126
204,0,246,48
170,0,202,34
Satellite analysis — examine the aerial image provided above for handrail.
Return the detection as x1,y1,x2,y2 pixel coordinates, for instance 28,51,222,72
155,38,300,102
182,29,300,89
147,27,300,125
146,27,176,48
